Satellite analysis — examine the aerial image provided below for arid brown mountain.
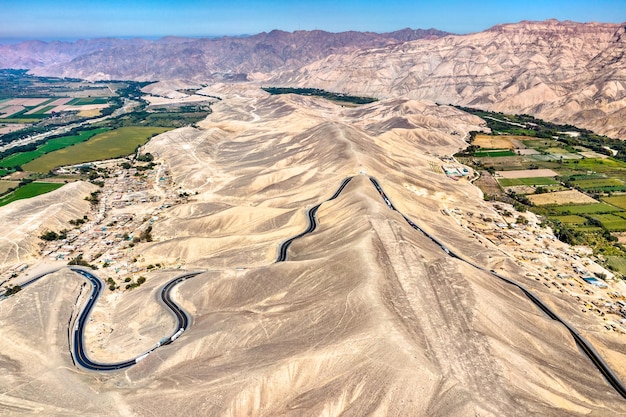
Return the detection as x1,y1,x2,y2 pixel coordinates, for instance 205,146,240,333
271,20,626,138
4,29,449,81
4,21,625,137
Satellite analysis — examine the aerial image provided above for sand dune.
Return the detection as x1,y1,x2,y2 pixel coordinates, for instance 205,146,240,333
1,91,625,415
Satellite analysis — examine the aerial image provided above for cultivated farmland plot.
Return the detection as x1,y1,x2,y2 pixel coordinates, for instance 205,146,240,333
0,182,63,207
498,177,558,186
592,214,626,231
549,203,622,214
602,196,626,210
529,189,601,206
496,169,559,178
22,126,170,172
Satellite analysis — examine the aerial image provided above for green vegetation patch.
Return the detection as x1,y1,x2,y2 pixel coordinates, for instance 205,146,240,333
601,196,626,211
68,97,109,105
573,226,604,232
6,109,37,119
572,178,624,189
262,87,377,104
549,203,622,215
30,105,57,115
0,128,110,169
498,177,559,187
473,149,516,157
550,215,588,225
0,182,64,207
23,126,170,172
591,214,626,231
563,158,626,173
606,256,626,275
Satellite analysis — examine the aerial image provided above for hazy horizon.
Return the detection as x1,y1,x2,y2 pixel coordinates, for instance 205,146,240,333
1,0,625,42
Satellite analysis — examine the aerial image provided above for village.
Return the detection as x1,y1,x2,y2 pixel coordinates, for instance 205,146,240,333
23,154,190,291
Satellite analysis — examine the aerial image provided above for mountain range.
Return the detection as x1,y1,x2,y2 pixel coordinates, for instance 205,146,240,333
1,20,624,138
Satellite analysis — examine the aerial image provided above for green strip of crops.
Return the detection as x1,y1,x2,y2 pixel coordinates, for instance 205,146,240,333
0,182,64,207
23,126,170,172
0,128,110,169
498,177,558,186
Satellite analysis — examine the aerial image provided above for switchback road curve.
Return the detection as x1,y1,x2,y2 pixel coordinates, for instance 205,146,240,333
369,176,626,400
70,268,202,370
2,266,202,371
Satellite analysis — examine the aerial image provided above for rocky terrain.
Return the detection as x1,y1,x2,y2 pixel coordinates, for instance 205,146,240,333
5,29,448,81
2,21,625,137
272,20,626,138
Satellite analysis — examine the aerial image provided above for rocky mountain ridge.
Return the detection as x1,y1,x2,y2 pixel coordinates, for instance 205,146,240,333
2,20,625,137
271,20,626,138
0,28,450,81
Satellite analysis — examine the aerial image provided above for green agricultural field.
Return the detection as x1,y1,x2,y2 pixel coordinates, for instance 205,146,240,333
0,128,110,169
602,196,626,211
23,126,170,172
0,180,19,195
591,214,626,231
68,97,109,105
30,105,57,115
572,178,624,189
573,226,604,232
473,149,516,157
549,203,622,215
563,158,626,173
606,256,626,275
550,215,588,225
498,177,559,186
0,182,64,207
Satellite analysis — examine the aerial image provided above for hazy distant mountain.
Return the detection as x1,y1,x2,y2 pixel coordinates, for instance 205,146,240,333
1,29,450,81
0,38,153,69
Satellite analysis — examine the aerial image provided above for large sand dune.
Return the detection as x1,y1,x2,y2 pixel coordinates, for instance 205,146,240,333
1,90,625,415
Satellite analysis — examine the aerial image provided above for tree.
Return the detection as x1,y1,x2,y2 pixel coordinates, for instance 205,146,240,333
40,230,59,241
4,285,22,296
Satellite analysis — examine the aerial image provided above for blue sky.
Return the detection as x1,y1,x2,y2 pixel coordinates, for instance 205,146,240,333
1,0,625,41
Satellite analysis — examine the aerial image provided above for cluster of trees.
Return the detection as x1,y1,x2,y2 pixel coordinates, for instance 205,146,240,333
262,87,378,104
4,284,22,296
40,229,68,241
69,216,89,227
67,254,97,269
84,190,100,206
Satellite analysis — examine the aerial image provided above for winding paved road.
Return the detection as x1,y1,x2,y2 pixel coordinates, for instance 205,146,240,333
276,177,352,262
2,174,626,399
369,176,626,400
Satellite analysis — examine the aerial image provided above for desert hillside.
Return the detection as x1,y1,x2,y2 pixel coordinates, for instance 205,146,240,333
0,181,97,267
2,89,626,415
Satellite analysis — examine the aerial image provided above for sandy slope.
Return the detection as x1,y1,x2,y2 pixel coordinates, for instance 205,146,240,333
1,90,625,415
0,181,97,270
